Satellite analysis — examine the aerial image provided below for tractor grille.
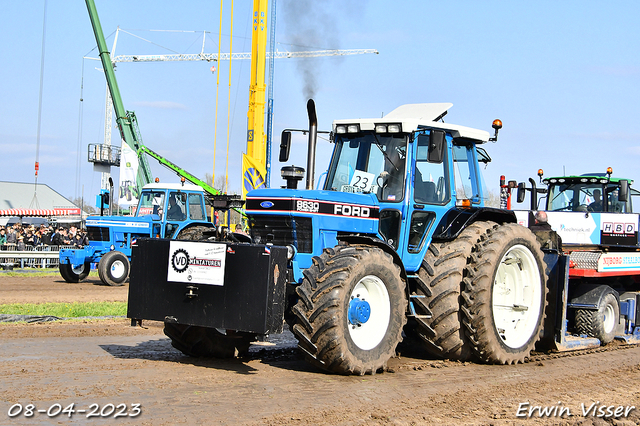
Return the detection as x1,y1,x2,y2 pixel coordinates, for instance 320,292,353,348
86,226,109,242
249,215,312,253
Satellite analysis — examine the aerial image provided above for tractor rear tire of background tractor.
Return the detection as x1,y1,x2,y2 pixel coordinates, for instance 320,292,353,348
59,261,91,283
413,221,496,361
164,323,255,358
575,290,620,345
97,251,130,286
291,244,406,375
176,225,215,241
461,223,547,364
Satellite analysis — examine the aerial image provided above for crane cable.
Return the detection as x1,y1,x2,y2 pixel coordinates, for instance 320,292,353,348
31,0,49,209
212,0,223,195
76,59,85,200
225,0,234,193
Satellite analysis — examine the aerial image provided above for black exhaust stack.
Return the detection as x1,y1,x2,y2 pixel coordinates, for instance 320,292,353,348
306,99,317,190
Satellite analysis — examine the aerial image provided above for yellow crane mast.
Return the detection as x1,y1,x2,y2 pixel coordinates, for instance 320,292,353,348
242,0,269,198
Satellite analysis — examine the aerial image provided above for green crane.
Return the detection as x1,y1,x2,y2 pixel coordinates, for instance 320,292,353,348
85,0,225,202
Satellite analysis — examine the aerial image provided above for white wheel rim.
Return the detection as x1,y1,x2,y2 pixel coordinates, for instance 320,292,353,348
603,303,616,334
71,264,85,275
492,244,542,349
348,275,391,351
110,260,126,280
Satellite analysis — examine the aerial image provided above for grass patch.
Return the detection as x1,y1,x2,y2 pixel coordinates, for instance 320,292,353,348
0,270,99,278
0,301,126,318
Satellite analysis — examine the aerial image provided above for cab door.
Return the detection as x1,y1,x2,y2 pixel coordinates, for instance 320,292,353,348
396,130,454,273
165,191,187,238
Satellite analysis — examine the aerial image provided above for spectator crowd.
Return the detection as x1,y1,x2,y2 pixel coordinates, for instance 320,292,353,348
0,224,89,251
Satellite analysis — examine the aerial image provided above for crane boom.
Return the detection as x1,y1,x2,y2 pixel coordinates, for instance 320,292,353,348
85,0,229,203
87,10,378,200
85,0,153,195
110,49,378,63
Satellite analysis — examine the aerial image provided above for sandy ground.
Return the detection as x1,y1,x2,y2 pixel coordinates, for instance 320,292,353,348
1,274,640,425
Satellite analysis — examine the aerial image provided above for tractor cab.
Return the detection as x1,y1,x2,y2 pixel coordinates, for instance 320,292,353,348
135,182,208,239
247,103,504,275
544,172,634,213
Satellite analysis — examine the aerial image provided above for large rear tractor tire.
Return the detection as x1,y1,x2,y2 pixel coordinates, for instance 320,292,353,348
461,223,547,364
175,225,215,241
575,290,619,345
413,221,496,361
97,251,130,286
164,323,256,358
59,261,91,283
291,244,406,375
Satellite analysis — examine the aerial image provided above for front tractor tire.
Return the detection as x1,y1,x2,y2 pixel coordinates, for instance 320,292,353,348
164,323,256,358
98,251,130,286
461,223,547,364
59,261,91,283
291,244,406,375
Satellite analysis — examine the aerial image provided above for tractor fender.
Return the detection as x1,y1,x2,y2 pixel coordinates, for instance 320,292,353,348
431,207,517,242
568,284,619,310
337,234,408,283
175,221,215,234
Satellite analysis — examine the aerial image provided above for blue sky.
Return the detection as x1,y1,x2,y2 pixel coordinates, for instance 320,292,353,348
2,1,640,208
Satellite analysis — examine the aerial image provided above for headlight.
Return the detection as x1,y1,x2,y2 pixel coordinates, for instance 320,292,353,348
347,124,359,133
286,244,297,260
335,125,347,134
387,123,401,133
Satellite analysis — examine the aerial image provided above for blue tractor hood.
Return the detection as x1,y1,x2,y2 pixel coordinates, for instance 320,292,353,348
245,188,380,220
246,188,383,270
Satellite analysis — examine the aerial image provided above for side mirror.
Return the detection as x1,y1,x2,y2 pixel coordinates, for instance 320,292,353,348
279,131,292,162
427,130,445,163
517,182,526,203
619,180,629,202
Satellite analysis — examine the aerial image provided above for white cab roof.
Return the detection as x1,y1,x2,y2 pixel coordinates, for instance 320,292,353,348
142,182,204,192
333,103,491,143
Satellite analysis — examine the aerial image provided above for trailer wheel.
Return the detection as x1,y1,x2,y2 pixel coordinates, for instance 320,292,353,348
59,261,90,283
575,291,619,345
164,323,255,358
97,251,129,286
461,223,547,364
291,244,406,375
414,221,496,361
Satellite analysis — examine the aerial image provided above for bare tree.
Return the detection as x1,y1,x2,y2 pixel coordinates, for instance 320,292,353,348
69,196,97,215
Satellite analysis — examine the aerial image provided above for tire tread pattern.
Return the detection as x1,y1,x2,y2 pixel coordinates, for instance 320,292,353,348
291,244,406,375
412,221,495,360
460,223,547,364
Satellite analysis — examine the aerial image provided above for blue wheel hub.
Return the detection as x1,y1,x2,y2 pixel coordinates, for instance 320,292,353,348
348,297,371,326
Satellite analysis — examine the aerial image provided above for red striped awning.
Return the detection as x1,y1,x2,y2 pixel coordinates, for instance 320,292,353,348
0,208,81,217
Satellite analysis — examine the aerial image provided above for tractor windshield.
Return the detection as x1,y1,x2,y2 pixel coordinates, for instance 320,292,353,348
547,182,627,213
325,132,407,202
136,191,166,217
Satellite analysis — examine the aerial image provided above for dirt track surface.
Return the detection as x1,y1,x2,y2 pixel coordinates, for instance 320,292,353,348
2,275,640,425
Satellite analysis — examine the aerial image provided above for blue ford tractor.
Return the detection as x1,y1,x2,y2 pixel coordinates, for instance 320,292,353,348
59,182,215,286
128,101,549,374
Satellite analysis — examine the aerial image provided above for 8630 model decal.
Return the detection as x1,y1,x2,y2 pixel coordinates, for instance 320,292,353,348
246,197,379,219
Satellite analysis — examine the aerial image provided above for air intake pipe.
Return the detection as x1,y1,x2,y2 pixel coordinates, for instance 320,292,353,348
306,99,317,190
